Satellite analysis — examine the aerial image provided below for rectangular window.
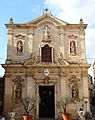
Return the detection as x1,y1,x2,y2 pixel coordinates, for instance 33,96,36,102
41,45,52,62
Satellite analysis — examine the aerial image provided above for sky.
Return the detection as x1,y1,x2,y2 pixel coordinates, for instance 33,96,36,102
0,0,95,78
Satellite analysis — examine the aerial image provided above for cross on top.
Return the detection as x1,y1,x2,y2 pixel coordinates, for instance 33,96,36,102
44,8,49,12
43,8,51,15
44,8,49,14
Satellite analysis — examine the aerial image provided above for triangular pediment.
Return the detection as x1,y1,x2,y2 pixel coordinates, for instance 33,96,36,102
6,13,87,30
25,13,68,27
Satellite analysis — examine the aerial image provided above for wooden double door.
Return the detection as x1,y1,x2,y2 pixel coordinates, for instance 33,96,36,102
39,86,55,118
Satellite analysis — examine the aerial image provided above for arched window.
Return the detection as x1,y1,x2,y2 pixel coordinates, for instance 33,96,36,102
17,40,23,53
41,44,52,62
70,41,76,54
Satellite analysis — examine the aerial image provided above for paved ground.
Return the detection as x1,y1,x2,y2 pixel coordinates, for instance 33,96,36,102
36,116,95,120
36,117,95,120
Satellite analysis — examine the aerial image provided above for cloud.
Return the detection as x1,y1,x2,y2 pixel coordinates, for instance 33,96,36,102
44,0,95,76
86,28,95,58
45,0,95,24
31,5,41,13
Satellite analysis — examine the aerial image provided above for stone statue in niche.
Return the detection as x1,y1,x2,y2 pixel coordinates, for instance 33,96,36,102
70,41,76,54
68,75,80,99
72,84,79,98
17,40,23,54
14,82,22,99
12,76,24,100
42,25,51,41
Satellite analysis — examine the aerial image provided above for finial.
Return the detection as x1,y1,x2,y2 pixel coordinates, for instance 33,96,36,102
44,8,49,12
42,8,52,16
43,8,50,14
80,18,84,24
9,17,14,24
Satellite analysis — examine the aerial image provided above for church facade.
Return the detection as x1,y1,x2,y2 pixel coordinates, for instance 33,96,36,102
2,12,90,119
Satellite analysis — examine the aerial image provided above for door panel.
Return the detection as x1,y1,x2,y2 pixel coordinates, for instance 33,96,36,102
39,86,55,118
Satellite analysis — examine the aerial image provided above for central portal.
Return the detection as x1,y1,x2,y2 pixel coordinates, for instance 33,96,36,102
39,85,55,118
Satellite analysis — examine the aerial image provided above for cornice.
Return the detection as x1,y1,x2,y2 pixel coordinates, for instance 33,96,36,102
2,63,90,69
5,24,37,29
63,24,87,30
5,23,87,31
68,63,91,68
5,13,87,30
2,64,25,69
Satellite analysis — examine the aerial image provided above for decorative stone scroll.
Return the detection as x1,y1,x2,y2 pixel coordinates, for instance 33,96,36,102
58,52,69,65
24,52,36,65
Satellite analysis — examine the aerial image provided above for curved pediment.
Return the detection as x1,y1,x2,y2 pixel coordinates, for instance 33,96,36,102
15,33,26,39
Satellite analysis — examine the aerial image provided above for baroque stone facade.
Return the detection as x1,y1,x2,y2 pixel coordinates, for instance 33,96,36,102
2,12,90,119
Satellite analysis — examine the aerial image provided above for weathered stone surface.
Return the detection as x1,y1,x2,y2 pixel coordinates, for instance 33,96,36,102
2,12,90,119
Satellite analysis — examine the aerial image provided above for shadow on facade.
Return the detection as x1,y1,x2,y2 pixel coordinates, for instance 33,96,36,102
0,76,4,116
